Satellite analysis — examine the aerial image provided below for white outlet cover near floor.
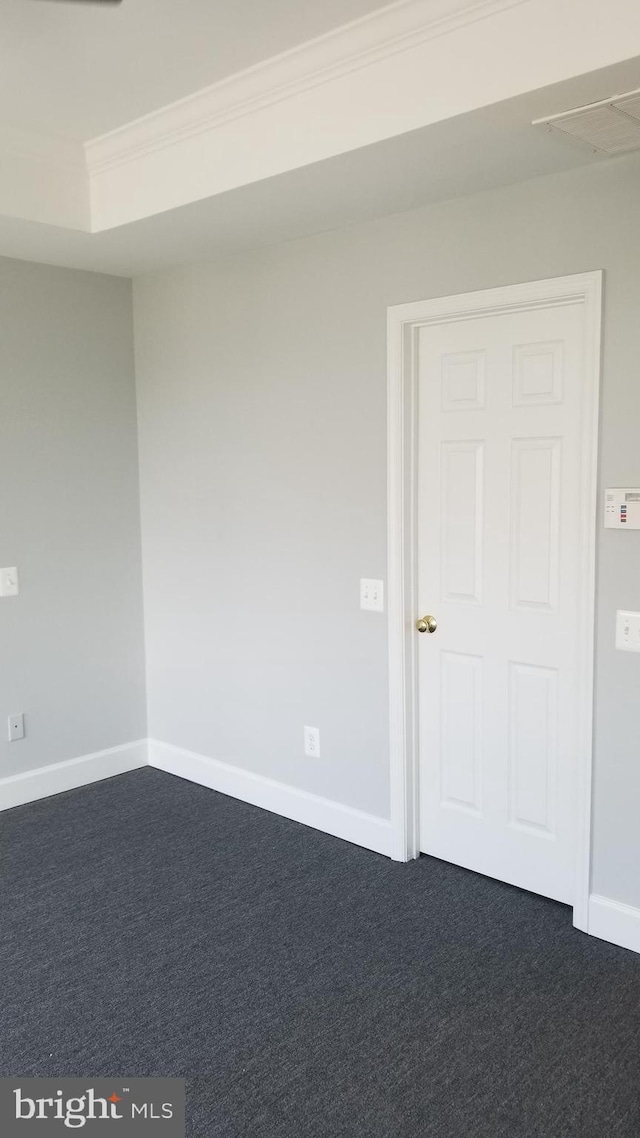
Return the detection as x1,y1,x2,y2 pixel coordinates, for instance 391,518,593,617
304,726,321,758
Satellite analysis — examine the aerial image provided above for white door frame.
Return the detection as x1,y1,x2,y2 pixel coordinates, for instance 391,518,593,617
387,271,603,932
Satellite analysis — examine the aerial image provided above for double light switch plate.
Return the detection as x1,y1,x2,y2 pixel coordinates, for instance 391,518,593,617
360,578,384,612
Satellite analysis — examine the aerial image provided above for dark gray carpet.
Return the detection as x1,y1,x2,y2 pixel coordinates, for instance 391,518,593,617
1,767,639,1137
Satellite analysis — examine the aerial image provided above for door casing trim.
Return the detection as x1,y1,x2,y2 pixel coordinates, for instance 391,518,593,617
386,271,603,933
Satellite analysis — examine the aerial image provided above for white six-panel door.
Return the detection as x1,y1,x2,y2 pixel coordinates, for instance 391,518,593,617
417,300,587,903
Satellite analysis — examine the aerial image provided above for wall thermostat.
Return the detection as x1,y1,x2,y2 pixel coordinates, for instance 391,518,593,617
604,488,640,529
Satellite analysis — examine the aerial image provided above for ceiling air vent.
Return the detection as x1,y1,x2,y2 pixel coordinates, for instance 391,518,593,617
533,89,640,155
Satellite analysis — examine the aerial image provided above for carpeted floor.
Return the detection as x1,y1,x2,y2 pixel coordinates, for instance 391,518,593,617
1,767,639,1137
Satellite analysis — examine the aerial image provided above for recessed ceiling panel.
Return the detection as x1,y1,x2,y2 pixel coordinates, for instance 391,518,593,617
535,88,640,154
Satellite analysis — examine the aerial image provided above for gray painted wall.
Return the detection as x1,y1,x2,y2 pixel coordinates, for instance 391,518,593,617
133,154,640,908
0,257,146,777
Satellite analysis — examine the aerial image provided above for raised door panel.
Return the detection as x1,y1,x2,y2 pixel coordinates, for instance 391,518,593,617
439,651,483,815
512,340,564,406
509,438,561,611
440,441,484,604
508,662,558,836
441,350,486,412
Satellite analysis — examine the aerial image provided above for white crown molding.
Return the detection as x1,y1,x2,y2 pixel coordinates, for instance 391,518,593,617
4,0,640,241
85,0,530,175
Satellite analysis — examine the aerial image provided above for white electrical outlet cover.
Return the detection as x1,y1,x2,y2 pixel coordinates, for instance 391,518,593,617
304,725,320,758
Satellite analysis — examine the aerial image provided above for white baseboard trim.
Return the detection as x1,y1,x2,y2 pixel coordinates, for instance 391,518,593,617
148,739,393,857
588,894,640,955
0,740,149,812
4,736,639,953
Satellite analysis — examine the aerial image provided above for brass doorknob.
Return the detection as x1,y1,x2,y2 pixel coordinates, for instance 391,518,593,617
416,615,438,634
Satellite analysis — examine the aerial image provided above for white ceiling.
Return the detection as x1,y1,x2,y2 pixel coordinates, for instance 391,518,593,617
0,0,638,276
2,62,637,277
0,0,390,140
1,54,638,277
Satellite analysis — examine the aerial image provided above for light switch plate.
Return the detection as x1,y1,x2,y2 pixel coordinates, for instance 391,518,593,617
615,610,640,653
0,567,19,597
360,578,384,612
